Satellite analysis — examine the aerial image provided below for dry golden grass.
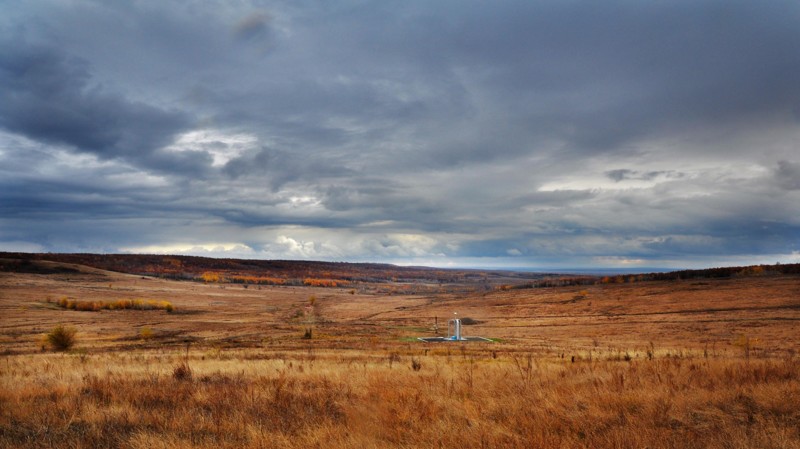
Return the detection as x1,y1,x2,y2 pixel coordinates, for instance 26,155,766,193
1,263,799,448
1,349,798,448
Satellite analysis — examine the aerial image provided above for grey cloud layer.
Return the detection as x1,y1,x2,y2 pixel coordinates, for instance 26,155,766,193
1,0,799,267
0,41,198,171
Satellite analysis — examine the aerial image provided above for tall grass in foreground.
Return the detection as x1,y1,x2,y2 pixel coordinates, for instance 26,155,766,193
1,349,798,449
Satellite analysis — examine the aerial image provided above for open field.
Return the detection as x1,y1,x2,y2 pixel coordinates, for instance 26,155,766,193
2,260,800,448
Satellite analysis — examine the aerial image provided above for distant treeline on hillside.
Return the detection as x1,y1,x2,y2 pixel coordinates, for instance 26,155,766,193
648,263,800,279
0,252,548,286
506,263,800,290
1,253,797,290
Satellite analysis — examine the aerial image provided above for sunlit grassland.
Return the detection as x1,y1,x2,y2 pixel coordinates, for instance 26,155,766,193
2,346,798,448
1,267,799,448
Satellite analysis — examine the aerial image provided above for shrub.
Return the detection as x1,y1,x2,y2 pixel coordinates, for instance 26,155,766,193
172,362,192,381
139,327,154,340
46,325,77,351
53,298,174,312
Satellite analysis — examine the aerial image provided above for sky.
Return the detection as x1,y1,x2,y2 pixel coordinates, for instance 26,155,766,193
1,0,800,270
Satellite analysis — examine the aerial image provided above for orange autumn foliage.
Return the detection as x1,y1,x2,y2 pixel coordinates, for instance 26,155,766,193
303,278,339,288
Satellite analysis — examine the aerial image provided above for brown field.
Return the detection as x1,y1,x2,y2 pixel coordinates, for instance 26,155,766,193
1,260,799,448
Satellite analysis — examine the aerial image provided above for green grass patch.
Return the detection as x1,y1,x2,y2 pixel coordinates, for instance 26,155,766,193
398,336,423,342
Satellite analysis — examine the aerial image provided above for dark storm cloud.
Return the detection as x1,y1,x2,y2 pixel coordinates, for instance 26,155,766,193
0,39,195,171
317,182,454,232
605,170,684,183
484,1,800,154
775,161,800,191
291,0,800,161
512,190,597,208
2,0,800,267
223,146,356,192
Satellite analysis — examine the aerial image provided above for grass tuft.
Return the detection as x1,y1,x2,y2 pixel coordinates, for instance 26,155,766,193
172,362,192,381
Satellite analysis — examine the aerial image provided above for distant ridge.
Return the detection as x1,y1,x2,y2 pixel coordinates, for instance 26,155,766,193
0,252,553,286
2,252,797,288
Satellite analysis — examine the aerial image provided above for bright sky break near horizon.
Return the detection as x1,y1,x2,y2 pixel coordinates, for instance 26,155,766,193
1,0,800,271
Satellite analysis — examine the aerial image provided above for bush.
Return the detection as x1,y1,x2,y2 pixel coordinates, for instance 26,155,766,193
172,362,192,381
53,298,175,312
139,327,154,340
46,325,77,351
